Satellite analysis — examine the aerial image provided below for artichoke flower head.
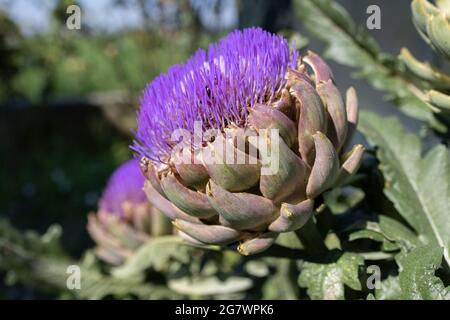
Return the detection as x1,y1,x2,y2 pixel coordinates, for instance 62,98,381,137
88,159,171,265
133,28,364,255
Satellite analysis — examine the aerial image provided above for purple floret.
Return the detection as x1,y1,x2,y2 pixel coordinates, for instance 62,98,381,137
99,159,147,217
133,27,298,163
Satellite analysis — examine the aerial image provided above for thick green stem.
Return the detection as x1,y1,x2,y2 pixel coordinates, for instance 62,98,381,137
294,217,328,258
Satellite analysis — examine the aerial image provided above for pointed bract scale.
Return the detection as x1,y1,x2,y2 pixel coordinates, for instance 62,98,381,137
177,230,206,246
268,199,314,233
248,104,297,148
253,133,308,204
173,219,243,245
426,89,450,112
106,218,148,250
223,127,259,155
139,156,152,179
141,161,166,197
426,14,450,61
173,149,210,190
202,134,261,192
411,0,441,44
343,87,359,152
238,232,278,256
286,67,312,86
160,173,217,219
87,214,123,251
306,132,340,199
206,179,277,231
412,0,439,33
143,180,199,223
95,246,128,266
436,0,450,14
273,88,295,118
87,215,134,265
398,48,450,89
335,144,365,186
290,78,327,165
99,159,148,219
303,51,335,85
127,203,152,233
317,80,348,152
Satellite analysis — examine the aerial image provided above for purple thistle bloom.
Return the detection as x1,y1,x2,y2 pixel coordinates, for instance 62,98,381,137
133,27,299,163
98,159,147,217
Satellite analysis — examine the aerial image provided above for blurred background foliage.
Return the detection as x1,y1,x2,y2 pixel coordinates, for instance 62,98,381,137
0,0,294,298
1,1,219,104
0,0,444,299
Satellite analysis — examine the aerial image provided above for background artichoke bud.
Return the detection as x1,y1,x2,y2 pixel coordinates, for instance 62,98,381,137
133,28,364,255
87,159,172,265
405,0,450,115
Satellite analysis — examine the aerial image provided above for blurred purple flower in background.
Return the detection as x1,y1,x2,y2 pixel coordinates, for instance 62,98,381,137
98,158,146,218
88,158,171,265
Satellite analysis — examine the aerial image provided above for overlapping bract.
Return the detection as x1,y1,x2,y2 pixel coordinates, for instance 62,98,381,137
412,0,450,60
135,29,364,255
88,159,171,265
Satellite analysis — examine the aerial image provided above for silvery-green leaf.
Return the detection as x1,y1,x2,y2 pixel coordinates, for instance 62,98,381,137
0,219,178,299
112,236,197,278
168,276,252,296
298,252,364,300
261,258,299,299
375,276,402,300
359,112,450,266
349,215,419,253
399,245,450,300
349,229,387,243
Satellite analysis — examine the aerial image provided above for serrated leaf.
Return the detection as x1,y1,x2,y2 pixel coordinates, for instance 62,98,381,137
298,253,364,300
261,258,299,299
294,0,444,131
168,276,252,296
112,236,199,278
349,229,386,243
399,245,450,299
0,219,177,299
375,276,402,300
350,215,420,252
77,266,177,299
0,220,66,258
359,112,450,266
375,216,421,250
348,232,399,257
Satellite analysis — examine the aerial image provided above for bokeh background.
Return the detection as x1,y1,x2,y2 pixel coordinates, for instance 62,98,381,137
0,0,436,298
